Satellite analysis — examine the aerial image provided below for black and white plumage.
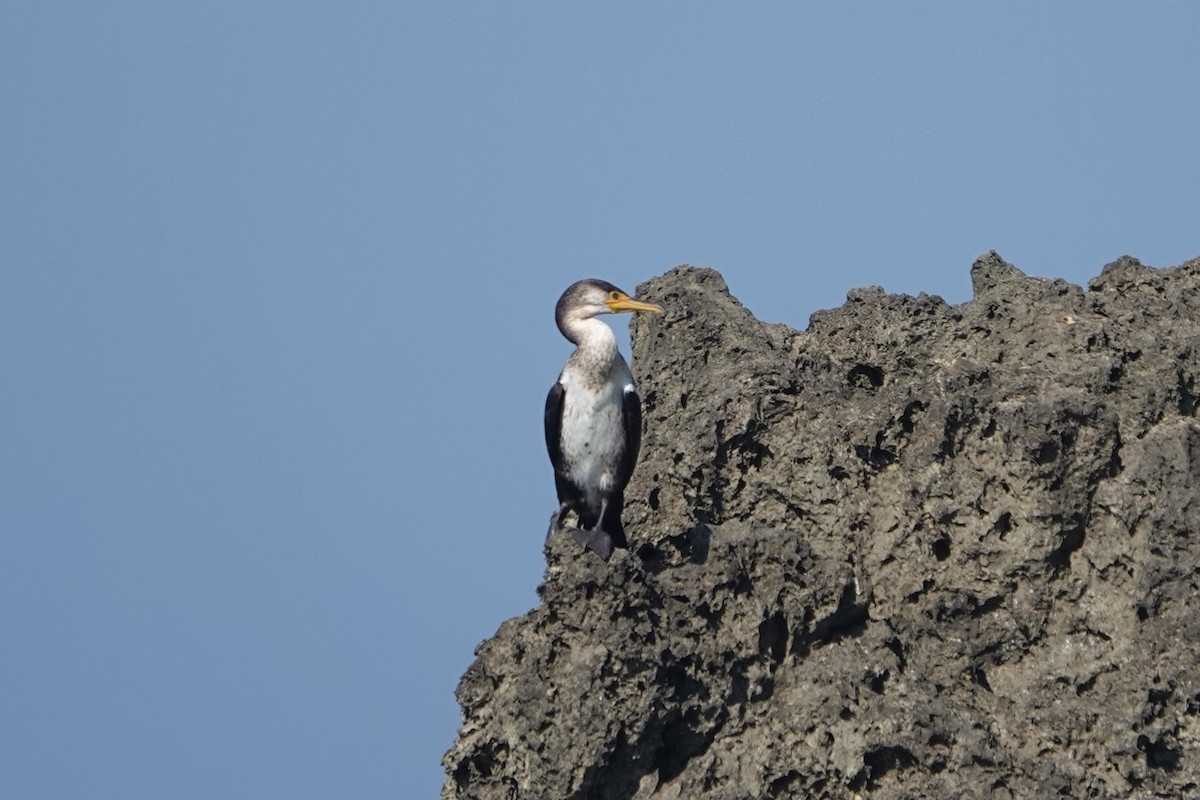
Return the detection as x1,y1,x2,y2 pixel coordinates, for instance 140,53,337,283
545,279,663,560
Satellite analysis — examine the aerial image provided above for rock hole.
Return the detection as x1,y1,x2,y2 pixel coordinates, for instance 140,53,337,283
656,713,711,782
847,363,884,389
900,400,925,433
931,535,951,561
767,771,802,798
1034,440,1060,465
636,543,664,567
1138,734,1181,772
885,637,908,673
852,745,916,790
1177,370,1197,415
1047,525,1085,573
657,661,706,703
905,578,935,603
993,512,1013,539
758,611,788,665
854,441,897,469
971,595,1005,617
937,410,962,459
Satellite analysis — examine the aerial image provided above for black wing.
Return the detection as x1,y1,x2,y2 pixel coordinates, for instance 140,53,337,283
615,385,642,493
544,382,576,505
544,381,566,472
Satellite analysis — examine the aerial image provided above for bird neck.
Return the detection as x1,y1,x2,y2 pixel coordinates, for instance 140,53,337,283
560,317,624,385
559,315,619,355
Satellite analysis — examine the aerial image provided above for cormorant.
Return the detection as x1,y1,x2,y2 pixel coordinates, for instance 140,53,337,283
545,279,663,560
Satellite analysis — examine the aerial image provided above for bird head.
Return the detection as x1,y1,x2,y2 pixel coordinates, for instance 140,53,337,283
557,279,664,321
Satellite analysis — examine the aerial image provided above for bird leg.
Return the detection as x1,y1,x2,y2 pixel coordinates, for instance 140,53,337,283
568,498,616,561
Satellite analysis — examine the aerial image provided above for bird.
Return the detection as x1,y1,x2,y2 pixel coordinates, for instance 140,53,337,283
545,279,663,560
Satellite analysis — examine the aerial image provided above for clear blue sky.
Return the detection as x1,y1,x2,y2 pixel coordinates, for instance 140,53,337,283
3,3,1197,797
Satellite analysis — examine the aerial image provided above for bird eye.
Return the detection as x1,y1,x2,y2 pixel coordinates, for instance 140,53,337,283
609,290,621,300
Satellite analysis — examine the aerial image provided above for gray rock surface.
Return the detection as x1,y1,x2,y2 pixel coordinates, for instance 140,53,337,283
443,253,1200,799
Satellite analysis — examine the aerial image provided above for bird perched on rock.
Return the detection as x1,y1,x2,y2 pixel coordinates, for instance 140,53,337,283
545,279,663,560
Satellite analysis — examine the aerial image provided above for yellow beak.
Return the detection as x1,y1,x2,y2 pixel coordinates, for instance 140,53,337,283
606,296,664,314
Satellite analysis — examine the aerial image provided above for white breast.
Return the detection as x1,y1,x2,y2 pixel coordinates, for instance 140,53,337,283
558,362,634,510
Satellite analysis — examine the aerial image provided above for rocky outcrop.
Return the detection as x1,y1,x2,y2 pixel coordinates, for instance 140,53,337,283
443,253,1200,799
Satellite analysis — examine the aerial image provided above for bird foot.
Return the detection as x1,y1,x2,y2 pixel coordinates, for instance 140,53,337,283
546,510,614,561
569,527,614,562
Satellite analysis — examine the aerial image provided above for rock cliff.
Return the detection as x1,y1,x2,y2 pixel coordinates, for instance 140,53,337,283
443,253,1200,799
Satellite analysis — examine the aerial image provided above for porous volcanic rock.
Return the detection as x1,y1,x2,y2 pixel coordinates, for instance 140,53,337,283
444,253,1200,799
